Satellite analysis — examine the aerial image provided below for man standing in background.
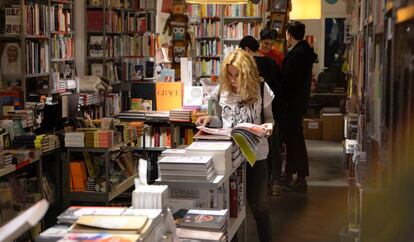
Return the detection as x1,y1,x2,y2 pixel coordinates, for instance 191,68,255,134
280,21,317,192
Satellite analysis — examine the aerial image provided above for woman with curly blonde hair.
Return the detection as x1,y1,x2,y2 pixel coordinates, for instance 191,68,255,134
197,48,274,242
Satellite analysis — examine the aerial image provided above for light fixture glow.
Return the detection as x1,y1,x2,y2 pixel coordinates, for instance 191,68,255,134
290,0,321,20
186,0,248,4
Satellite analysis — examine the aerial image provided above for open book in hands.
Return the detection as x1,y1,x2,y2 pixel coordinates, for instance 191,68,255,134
197,123,266,167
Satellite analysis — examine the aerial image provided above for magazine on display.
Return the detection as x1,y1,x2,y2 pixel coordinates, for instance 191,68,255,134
196,123,266,166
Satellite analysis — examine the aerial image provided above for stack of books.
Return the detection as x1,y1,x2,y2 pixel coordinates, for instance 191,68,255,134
34,134,60,153
96,130,114,148
160,149,186,158
117,110,146,120
185,141,233,175
0,151,13,169
13,135,36,148
64,132,85,148
145,111,169,122
132,185,168,209
115,123,131,143
129,121,145,141
158,156,215,182
169,109,192,123
4,110,34,128
177,209,228,242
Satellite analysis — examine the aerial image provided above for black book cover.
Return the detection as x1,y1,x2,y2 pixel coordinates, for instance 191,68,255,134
131,82,156,110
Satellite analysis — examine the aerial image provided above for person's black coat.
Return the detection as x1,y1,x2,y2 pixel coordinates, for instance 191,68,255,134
281,40,317,117
253,56,284,122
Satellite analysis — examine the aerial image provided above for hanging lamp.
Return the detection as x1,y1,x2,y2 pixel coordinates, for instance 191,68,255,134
290,0,321,19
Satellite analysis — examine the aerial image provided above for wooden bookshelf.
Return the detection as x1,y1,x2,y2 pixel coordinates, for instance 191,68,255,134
0,0,76,103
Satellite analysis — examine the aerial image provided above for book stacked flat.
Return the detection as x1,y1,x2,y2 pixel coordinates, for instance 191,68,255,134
96,130,114,148
115,123,130,143
145,111,169,122
13,135,36,148
132,185,168,209
185,141,233,175
177,209,228,241
169,109,191,123
64,132,85,148
0,151,13,169
117,110,146,120
158,156,215,182
34,134,60,153
5,110,34,128
84,131,95,148
160,148,186,158
56,208,163,242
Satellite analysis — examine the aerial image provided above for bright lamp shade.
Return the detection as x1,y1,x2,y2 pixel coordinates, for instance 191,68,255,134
186,0,248,4
290,0,321,19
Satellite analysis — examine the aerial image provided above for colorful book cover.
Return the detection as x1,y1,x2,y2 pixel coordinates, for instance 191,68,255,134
155,82,182,111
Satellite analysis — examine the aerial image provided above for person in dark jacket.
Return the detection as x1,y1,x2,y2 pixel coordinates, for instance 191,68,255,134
280,21,317,192
239,36,284,196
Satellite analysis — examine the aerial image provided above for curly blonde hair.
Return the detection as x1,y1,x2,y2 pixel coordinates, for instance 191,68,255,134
219,48,261,104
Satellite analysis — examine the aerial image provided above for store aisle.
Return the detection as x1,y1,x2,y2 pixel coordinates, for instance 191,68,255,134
245,140,348,242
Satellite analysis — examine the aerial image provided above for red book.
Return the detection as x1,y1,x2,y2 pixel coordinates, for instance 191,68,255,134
229,176,239,218
87,10,103,31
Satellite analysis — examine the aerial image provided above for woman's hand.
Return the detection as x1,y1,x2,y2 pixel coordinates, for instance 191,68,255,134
261,123,273,137
196,116,212,127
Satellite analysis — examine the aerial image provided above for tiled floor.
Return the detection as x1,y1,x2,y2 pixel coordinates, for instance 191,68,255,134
245,140,348,242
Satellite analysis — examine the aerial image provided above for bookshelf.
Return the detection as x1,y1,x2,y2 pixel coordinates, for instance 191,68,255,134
188,2,266,81
0,0,76,106
63,142,139,206
343,0,414,241
85,0,157,84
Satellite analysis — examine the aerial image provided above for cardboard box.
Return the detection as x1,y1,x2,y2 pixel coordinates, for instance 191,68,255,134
321,113,344,141
304,119,322,140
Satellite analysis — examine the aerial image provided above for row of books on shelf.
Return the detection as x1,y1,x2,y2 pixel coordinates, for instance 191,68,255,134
115,121,145,144
195,39,221,57
0,149,42,170
3,3,72,35
50,4,72,33
87,10,153,33
223,3,264,17
188,4,222,18
51,35,74,60
25,40,50,75
223,21,261,39
192,19,221,37
13,134,60,153
64,130,115,148
88,0,156,10
79,93,103,106
1,110,34,129
24,3,48,36
88,33,156,58
196,59,221,77
69,153,136,192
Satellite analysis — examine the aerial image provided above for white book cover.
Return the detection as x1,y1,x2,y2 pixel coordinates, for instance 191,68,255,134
186,141,232,152
183,86,203,107
158,156,212,165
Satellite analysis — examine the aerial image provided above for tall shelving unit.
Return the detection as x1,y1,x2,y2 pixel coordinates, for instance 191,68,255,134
343,0,414,241
0,0,76,103
188,2,266,82
85,0,157,114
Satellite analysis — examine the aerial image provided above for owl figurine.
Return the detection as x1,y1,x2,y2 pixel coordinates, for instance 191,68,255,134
162,1,191,79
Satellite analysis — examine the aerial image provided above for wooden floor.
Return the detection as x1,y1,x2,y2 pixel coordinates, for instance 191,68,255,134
245,140,348,242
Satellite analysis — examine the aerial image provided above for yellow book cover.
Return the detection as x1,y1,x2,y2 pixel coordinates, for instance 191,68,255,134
156,82,182,111
74,215,148,232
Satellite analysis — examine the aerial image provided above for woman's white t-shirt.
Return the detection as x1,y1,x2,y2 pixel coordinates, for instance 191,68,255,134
210,82,274,161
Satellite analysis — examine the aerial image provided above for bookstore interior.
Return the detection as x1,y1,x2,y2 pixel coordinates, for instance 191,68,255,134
0,0,412,241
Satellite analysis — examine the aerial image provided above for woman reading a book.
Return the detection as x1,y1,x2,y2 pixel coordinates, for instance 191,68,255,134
196,48,274,242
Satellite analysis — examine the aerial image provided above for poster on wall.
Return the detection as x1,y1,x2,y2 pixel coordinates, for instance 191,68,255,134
324,18,346,72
